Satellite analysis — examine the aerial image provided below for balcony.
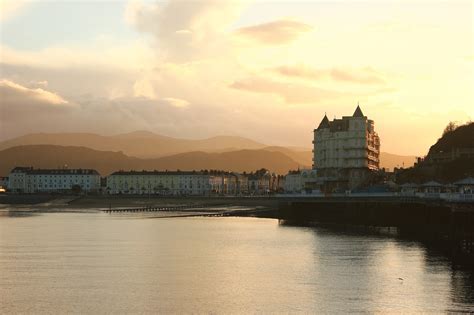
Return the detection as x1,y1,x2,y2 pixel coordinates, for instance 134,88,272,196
368,164,379,171
367,155,379,162
367,145,379,153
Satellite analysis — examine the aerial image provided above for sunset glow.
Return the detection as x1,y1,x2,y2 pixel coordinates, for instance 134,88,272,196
1,0,473,155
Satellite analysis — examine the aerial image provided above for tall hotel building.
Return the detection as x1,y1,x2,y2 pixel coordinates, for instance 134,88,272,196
313,105,380,190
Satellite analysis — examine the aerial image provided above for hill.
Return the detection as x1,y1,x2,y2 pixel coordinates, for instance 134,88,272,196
260,148,416,171
262,146,312,167
427,122,474,156
396,122,474,183
379,152,416,171
0,131,416,171
0,132,266,158
0,145,301,176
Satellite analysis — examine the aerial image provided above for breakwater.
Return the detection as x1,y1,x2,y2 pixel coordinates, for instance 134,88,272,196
103,203,216,213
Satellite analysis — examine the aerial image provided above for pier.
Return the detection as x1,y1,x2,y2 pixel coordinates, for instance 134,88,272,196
278,196,474,261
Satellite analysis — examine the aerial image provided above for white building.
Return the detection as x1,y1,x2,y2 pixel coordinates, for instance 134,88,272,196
313,105,380,190
106,170,240,196
248,169,273,195
235,173,249,195
7,167,101,193
106,170,211,195
284,169,319,193
208,171,238,195
8,167,32,193
284,170,303,193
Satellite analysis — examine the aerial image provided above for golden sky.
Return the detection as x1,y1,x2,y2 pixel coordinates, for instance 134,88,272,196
0,0,473,155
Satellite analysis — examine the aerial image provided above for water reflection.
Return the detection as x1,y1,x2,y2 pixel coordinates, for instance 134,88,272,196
450,267,474,309
0,210,39,218
280,221,474,313
0,213,473,313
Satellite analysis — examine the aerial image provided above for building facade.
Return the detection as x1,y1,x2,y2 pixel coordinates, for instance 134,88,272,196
106,170,240,196
0,177,8,190
107,170,211,195
235,173,249,195
208,171,238,195
313,105,380,190
284,170,303,193
248,169,273,195
427,147,474,164
8,167,100,193
284,169,319,193
8,167,32,193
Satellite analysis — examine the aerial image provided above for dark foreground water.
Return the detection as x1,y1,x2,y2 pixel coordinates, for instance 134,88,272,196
1,212,473,313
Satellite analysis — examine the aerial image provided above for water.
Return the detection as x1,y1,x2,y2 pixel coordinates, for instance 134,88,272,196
1,212,473,313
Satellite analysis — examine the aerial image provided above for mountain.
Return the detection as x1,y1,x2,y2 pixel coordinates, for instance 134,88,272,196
261,148,416,171
262,146,312,167
379,152,416,171
0,145,301,176
0,145,136,176
0,131,416,172
0,132,267,158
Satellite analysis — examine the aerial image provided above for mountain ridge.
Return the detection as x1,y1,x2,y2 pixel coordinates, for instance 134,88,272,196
0,132,267,158
0,145,303,176
0,132,416,171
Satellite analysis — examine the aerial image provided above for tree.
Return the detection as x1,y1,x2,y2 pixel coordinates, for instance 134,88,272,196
442,121,458,136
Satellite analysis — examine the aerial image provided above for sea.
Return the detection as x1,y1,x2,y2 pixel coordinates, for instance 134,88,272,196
1,210,473,313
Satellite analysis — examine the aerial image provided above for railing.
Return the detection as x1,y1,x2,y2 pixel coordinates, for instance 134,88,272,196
367,155,379,162
275,192,474,202
367,145,379,152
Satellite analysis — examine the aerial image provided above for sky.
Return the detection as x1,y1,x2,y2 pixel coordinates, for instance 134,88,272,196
0,0,473,156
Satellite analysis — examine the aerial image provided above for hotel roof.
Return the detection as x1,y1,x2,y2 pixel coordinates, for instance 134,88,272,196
315,104,367,131
10,167,99,175
353,104,365,117
317,114,330,130
109,170,236,176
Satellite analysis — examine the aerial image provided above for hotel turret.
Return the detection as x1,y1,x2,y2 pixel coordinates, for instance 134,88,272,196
313,104,380,190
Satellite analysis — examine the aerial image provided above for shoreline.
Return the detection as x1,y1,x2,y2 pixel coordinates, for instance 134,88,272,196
0,194,280,219
2,194,473,264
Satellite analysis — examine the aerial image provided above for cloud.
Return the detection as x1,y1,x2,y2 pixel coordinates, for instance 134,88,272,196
0,79,74,137
331,68,385,85
161,97,190,108
0,79,68,106
0,76,316,150
0,40,153,71
0,88,250,143
273,65,386,84
0,61,139,101
133,78,156,99
234,19,313,45
125,0,246,61
30,80,49,88
273,65,325,80
230,76,344,104
0,0,28,21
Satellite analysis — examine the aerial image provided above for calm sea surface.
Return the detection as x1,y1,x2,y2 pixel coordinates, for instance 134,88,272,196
1,211,473,313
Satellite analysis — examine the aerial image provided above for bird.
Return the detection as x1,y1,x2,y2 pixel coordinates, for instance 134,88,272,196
398,277,404,281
